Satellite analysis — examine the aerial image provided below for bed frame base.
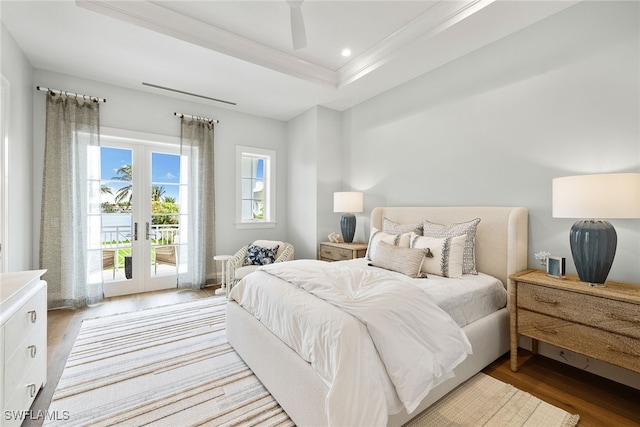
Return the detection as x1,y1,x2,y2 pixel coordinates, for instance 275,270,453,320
227,301,509,427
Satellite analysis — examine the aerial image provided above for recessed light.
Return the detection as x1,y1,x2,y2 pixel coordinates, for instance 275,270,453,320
341,48,352,57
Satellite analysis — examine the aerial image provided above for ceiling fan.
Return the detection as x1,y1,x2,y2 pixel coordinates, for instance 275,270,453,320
287,0,307,50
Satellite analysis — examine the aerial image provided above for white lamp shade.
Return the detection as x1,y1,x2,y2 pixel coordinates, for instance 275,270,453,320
334,192,363,213
552,173,640,219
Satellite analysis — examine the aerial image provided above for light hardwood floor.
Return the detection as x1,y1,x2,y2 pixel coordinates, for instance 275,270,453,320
28,288,640,426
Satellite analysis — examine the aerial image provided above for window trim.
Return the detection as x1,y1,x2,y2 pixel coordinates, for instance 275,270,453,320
236,145,276,229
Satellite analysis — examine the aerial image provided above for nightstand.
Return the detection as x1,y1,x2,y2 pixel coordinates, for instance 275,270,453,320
319,242,368,262
509,269,640,374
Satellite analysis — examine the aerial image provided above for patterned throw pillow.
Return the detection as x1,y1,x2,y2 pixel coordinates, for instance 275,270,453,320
383,218,423,235
423,218,480,274
409,233,465,278
369,241,427,278
245,244,280,266
366,227,412,261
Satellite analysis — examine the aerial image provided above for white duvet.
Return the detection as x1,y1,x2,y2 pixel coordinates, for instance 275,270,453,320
228,259,472,427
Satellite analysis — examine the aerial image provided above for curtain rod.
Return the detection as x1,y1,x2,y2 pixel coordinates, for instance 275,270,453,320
36,86,106,103
174,112,219,124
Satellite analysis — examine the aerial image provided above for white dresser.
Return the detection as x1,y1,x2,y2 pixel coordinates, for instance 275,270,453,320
0,270,47,426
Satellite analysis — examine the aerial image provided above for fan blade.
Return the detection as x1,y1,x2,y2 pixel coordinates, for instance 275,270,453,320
288,1,307,50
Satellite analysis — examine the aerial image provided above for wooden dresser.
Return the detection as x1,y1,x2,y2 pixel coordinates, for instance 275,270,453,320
0,270,47,426
319,242,368,262
509,269,640,374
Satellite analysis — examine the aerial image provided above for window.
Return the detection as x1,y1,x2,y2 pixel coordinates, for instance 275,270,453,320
236,146,276,228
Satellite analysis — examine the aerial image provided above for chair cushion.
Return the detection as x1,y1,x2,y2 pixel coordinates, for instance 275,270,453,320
235,265,260,280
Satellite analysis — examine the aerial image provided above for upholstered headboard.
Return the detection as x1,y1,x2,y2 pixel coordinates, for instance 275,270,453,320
370,206,528,287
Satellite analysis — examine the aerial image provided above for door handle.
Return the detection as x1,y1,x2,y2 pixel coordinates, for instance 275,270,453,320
133,222,138,241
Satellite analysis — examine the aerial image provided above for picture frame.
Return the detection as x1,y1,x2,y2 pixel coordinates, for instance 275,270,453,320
546,256,566,279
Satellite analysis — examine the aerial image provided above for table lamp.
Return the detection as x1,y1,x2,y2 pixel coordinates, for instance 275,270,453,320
333,192,363,243
552,173,640,285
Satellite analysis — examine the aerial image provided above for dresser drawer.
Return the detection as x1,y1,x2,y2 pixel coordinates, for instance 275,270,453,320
518,309,640,373
4,286,46,360
319,245,349,261
517,283,640,339
3,351,47,427
321,245,352,261
4,324,46,401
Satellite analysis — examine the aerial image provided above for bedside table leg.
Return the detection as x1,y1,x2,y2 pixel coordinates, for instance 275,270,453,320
509,280,518,372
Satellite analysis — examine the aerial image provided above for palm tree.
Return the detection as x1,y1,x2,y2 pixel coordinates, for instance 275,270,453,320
152,185,166,202
112,165,132,204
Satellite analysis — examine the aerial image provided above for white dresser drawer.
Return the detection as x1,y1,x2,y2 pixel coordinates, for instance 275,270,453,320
4,324,46,402
3,353,47,427
4,284,46,361
0,270,47,422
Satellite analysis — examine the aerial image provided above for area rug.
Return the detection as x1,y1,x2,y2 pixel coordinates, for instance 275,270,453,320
46,298,579,427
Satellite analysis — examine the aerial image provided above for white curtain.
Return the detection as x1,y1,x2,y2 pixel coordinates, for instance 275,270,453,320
40,92,102,308
178,117,216,289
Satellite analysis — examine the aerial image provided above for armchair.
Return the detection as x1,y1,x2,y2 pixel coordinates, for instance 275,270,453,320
102,249,116,279
227,240,294,292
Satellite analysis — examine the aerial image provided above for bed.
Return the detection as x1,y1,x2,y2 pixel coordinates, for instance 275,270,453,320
226,206,528,426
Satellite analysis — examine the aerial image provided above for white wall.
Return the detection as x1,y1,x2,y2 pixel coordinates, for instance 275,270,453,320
1,24,34,271
31,69,288,263
286,108,318,259
286,106,342,259
342,1,640,284
315,107,343,247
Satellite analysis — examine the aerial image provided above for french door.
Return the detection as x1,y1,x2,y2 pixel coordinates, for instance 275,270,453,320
97,131,185,297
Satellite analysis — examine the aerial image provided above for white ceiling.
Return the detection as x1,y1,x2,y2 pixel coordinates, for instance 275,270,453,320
1,0,579,121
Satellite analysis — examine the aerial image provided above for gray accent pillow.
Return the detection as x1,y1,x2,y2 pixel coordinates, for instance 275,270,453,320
383,218,423,235
423,218,481,275
369,241,427,278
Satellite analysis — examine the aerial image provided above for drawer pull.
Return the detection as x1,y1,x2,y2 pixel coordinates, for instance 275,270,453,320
28,345,37,358
533,324,558,335
28,383,37,398
533,295,558,305
607,345,638,357
606,312,640,325
28,310,37,323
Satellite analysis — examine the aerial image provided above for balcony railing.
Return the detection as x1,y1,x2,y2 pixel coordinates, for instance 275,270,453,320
101,224,179,247
100,224,179,280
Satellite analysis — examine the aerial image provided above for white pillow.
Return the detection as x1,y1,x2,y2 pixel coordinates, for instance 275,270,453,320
423,218,480,274
410,232,465,278
369,241,426,278
366,227,411,260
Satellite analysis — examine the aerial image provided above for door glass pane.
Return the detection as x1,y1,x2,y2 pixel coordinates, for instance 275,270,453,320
150,152,180,277
100,147,133,282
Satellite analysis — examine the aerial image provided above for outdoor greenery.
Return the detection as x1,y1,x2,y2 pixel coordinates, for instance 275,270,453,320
101,164,180,274
100,164,180,222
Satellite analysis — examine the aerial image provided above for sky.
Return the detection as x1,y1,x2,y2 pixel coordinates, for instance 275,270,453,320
101,147,180,203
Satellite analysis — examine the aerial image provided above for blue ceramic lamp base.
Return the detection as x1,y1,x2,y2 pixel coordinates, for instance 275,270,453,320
340,213,356,243
569,219,617,285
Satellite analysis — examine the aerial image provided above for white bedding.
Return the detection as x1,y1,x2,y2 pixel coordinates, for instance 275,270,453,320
228,259,476,427
347,258,508,327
